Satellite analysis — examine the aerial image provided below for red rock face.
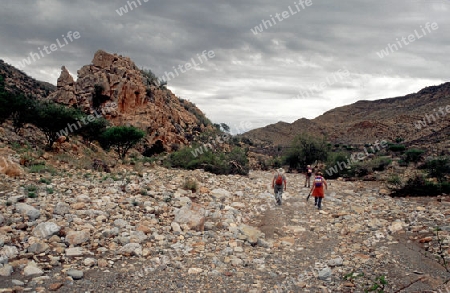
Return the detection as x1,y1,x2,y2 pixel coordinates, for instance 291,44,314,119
48,50,210,151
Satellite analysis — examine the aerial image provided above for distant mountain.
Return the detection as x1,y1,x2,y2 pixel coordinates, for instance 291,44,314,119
243,82,450,150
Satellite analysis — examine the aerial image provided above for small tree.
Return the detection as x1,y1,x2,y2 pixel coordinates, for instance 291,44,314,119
32,102,84,149
0,75,14,123
100,126,145,159
78,117,109,145
284,133,329,171
220,123,230,133
10,94,36,133
424,157,450,183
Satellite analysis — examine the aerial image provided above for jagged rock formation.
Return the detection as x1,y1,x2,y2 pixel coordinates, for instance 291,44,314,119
48,50,211,151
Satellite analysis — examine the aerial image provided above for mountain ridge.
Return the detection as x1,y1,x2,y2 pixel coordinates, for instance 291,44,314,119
243,82,450,149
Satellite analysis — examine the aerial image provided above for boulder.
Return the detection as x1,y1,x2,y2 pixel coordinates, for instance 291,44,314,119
32,222,61,239
0,156,24,177
23,261,44,277
15,203,40,221
0,245,19,259
54,202,70,215
174,203,206,231
65,230,90,246
0,264,13,277
119,243,142,256
66,269,84,280
238,224,263,244
27,242,49,254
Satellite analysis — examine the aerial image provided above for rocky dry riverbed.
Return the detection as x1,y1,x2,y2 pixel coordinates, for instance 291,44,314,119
1,167,450,292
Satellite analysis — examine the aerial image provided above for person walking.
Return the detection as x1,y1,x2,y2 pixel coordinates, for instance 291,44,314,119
272,168,286,205
309,171,327,210
304,165,313,187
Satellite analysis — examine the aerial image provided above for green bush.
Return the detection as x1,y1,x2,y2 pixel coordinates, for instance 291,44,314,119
404,149,425,164
78,117,109,145
388,144,406,152
165,145,249,175
100,126,146,159
387,174,402,188
324,152,351,179
421,157,450,183
392,174,446,196
284,133,329,171
370,157,392,171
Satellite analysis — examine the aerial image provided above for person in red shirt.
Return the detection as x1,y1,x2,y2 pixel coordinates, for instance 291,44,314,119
309,171,327,210
272,168,286,205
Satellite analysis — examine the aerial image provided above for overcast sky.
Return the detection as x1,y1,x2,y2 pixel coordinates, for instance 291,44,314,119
1,0,449,132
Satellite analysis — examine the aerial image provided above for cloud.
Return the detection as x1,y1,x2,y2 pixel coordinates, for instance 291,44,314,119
0,0,449,130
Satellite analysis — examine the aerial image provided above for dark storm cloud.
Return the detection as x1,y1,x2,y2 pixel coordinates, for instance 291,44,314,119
0,0,449,129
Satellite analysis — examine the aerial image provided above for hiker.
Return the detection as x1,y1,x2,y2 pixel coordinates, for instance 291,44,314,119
310,171,327,210
304,164,313,187
272,168,286,205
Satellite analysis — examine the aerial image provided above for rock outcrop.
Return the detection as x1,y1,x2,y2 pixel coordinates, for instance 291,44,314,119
48,50,210,151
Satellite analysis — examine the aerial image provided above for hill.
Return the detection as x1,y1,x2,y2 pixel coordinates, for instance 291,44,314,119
243,82,450,151
0,59,55,99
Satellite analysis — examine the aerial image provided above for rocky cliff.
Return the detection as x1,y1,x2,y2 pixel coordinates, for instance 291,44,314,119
48,50,211,151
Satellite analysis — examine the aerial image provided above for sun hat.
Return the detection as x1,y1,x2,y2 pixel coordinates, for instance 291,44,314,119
277,168,284,174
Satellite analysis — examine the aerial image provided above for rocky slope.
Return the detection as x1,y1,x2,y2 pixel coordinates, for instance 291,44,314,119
0,60,55,99
244,82,450,150
0,167,449,292
47,50,211,151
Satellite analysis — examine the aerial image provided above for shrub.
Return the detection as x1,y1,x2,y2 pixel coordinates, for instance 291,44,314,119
28,164,57,175
324,152,351,179
388,144,406,152
39,178,51,184
284,133,329,171
392,174,444,196
422,157,450,183
387,174,402,188
100,126,145,159
183,178,198,192
370,157,392,171
165,145,249,175
404,149,425,164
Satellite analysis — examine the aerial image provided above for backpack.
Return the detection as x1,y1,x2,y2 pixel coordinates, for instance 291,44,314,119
275,174,283,185
314,176,323,187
